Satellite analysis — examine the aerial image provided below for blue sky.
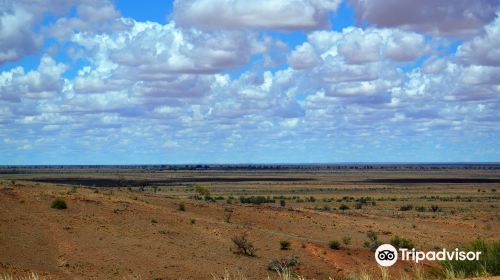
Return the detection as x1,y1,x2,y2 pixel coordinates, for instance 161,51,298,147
0,0,499,164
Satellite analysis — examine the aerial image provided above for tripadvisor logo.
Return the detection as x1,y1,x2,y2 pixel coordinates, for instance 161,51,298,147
375,244,398,266
375,244,482,267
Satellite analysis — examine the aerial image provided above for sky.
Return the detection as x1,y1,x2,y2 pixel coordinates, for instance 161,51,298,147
0,0,499,165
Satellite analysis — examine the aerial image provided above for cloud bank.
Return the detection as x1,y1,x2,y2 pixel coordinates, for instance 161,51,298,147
0,0,499,164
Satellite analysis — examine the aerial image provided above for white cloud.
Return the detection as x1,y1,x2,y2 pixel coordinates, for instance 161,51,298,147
72,20,268,76
173,0,341,31
0,3,40,64
298,27,429,66
0,55,67,101
0,0,119,64
349,0,498,37
456,13,500,66
288,43,321,69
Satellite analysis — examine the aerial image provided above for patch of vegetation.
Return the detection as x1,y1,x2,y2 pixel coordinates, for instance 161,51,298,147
342,235,352,246
190,218,196,224
239,196,275,205
177,202,186,211
339,204,349,211
430,205,441,212
415,206,426,212
280,240,291,250
366,230,381,251
390,235,415,249
50,198,67,210
441,238,500,277
231,234,256,256
280,199,286,207
151,218,158,224
204,195,216,202
267,256,300,271
195,186,210,197
329,240,341,250
399,204,413,211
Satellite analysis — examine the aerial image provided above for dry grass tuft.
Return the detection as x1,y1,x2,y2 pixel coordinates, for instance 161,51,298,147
0,273,45,280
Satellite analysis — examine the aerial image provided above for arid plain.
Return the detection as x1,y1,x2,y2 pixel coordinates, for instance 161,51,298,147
0,165,499,280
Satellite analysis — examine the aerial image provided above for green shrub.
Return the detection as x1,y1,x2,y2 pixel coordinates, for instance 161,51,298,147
366,230,381,251
342,235,352,246
239,196,275,204
177,202,186,211
280,240,291,250
390,235,415,249
195,186,210,196
440,238,500,277
415,206,426,212
51,198,67,210
399,204,413,211
151,218,158,224
431,205,441,212
280,199,286,207
190,218,196,224
339,204,349,211
329,240,341,250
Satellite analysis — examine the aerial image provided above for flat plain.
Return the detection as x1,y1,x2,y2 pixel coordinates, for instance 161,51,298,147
0,165,499,279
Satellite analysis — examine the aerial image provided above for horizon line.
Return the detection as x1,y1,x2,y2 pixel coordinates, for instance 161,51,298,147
1,162,500,167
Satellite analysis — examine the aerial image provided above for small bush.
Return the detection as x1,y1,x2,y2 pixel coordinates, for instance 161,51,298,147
339,204,349,211
390,235,415,249
190,218,196,224
415,206,426,212
342,235,352,246
280,240,291,250
195,186,210,196
151,218,158,224
177,202,186,211
267,256,300,271
280,199,286,207
232,234,256,256
329,240,341,250
431,205,441,212
366,230,381,251
51,198,67,210
399,204,413,211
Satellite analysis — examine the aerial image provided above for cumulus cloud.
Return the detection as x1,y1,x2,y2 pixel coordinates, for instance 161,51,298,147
0,55,67,102
287,43,321,69
173,0,341,31
289,27,428,69
0,2,40,64
456,13,500,66
44,1,122,39
0,0,118,64
72,20,268,77
349,0,498,37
